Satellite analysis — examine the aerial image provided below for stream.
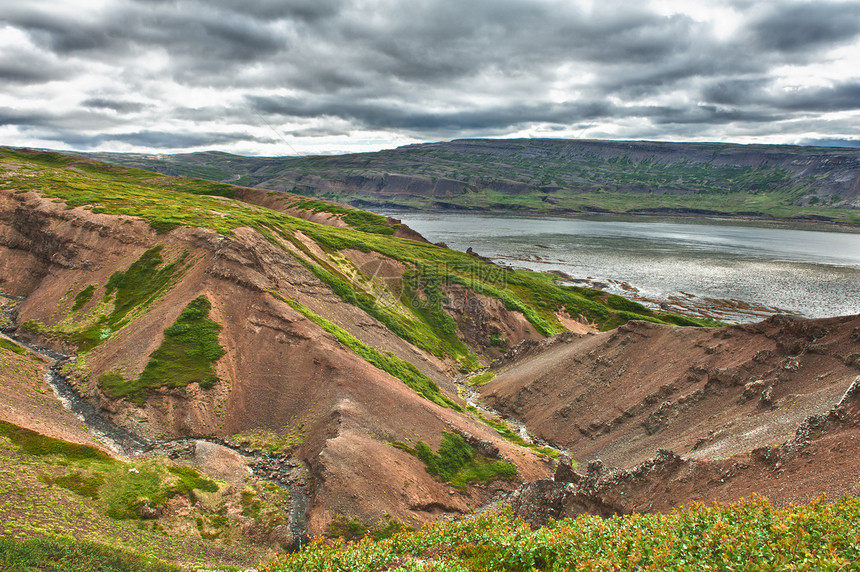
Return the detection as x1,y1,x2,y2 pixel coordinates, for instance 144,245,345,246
1,293,309,547
453,368,565,457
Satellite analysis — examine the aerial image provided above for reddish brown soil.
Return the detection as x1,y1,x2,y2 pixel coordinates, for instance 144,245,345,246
483,315,860,520
0,188,552,534
0,336,105,451
483,315,860,467
507,382,860,526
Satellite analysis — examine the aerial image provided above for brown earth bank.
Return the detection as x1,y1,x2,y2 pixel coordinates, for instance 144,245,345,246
479,314,860,524
0,187,552,539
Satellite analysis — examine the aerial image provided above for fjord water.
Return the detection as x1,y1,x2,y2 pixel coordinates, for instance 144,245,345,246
388,213,860,323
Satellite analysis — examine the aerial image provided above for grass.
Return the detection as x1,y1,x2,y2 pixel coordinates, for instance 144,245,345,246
260,495,860,571
399,431,517,491
466,372,495,386
17,246,187,353
289,198,399,235
232,425,305,454
0,420,111,461
41,471,106,500
0,421,268,569
104,246,186,328
99,296,225,402
0,536,182,572
0,337,27,356
71,284,96,312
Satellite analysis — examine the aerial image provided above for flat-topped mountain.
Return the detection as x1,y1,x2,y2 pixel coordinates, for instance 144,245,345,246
85,138,860,223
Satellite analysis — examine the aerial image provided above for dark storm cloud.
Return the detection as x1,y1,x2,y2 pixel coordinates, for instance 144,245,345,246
745,1,860,53
700,80,860,113
3,2,288,71
248,94,617,133
1,0,858,152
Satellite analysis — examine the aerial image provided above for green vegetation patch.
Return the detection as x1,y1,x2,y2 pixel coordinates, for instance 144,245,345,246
42,470,106,499
232,424,305,454
290,198,398,235
261,496,860,572
404,431,517,491
104,246,185,327
0,536,182,572
20,247,187,353
71,284,97,311
0,420,112,461
0,336,27,356
168,466,218,497
101,462,218,520
240,482,290,534
467,372,495,386
100,296,225,402
276,293,460,410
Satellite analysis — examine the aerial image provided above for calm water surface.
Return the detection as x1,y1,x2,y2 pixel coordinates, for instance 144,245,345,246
384,212,860,323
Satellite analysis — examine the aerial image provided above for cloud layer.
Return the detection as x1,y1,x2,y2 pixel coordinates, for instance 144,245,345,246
1,0,859,154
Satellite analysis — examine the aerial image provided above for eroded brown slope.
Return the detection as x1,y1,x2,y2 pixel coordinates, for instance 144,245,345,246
0,335,104,450
0,187,552,534
482,315,860,469
507,377,860,526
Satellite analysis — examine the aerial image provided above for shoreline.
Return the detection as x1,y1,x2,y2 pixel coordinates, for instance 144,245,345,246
374,206,860,233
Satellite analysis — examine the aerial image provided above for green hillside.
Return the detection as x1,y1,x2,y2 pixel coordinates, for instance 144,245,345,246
85,138,860,224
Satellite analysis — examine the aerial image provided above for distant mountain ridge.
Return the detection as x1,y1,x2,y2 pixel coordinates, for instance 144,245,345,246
84,138,860,223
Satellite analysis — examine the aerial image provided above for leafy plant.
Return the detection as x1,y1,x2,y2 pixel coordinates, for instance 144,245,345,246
260,496,860,572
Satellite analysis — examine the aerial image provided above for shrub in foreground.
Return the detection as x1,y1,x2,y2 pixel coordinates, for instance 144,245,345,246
261,495,860,571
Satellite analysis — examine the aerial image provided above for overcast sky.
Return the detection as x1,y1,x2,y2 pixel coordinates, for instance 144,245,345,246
1,0,859,156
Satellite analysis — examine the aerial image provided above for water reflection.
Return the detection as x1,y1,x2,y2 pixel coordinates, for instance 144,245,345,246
385,212,860,323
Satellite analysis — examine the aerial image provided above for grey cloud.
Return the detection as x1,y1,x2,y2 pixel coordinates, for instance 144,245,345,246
0,60,65,84
774,82,860,112
700,80,860,113
0,106,126,131
3,3,287,72
1,0,858,152
745,2,860,53
51,129,272,150
82,98,149,114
